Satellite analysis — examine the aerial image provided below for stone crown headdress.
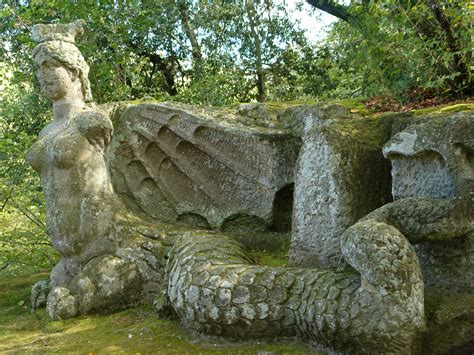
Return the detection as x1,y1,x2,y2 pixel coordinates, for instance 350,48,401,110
32,19,85,44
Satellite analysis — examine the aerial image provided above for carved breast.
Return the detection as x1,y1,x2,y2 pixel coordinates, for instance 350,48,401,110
27,137,47,172
27,115,94,173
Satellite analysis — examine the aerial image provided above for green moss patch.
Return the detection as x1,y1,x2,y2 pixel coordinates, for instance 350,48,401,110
0,273,311,353
411,103,474,116
331,112,398,147
331,98,372,116
248,248,289,267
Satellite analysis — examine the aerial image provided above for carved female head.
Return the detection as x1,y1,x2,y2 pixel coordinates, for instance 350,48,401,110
32,20,92,102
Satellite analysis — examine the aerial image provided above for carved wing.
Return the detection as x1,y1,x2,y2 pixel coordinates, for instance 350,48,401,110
108,102,300,231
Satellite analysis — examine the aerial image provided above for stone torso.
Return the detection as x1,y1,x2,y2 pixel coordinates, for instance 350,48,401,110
27,111,115,259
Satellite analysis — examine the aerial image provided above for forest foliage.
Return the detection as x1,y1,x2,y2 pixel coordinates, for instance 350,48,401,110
0,0,472,274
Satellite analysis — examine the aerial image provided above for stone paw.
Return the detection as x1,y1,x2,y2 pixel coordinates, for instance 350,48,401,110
46,287,78,320
31,279,50,310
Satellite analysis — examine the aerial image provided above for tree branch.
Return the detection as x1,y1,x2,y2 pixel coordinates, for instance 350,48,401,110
9,198,46,230
0,238,52,248
306,0,353,23
178,2,202,61
1,260,27,270
126,40,178,96
0,186,15,212
429,0,470,90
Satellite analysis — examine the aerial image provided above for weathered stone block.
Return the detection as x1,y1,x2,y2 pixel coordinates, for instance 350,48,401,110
423,288,474,354
289,115,393,268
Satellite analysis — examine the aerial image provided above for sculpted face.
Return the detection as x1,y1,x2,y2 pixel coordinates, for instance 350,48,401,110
37,59,75,100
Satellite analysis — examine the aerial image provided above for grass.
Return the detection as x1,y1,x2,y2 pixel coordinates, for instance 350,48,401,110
0,271,312,354
0,206,57,276
0,206,310,353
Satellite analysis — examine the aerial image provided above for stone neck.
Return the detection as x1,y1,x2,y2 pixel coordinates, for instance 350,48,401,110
52,99,86,122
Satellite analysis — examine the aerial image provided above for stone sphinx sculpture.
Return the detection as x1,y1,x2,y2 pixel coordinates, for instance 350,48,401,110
28,20,472,354
27,20,164,319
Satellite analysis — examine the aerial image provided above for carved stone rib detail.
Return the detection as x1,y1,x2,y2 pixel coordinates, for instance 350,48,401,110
109,103,300,228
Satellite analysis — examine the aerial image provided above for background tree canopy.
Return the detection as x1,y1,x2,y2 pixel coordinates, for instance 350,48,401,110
0,0,472,273
308,0,473,99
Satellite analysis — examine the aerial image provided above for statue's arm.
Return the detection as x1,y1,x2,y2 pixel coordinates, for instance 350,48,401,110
361,197,473,244
77,111,113,150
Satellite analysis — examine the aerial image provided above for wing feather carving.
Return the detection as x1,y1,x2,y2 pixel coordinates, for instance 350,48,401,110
109,102,300,230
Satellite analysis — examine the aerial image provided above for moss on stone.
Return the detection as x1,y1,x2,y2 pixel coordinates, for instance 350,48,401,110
411,102,474,116
99,98,163,127
248,249,288,267
107,99,366,134
423,288,474,354
106,99,473,136
330,112,398,148
330,98,372,116
0,273,312,353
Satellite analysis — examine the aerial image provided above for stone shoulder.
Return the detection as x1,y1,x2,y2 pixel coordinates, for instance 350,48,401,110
76,110,113,130
75,109,113,141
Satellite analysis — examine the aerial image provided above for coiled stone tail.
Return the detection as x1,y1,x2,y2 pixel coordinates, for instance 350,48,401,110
166,222,425,353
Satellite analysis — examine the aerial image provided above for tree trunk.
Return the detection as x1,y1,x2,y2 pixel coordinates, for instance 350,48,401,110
429,0,472,95
246,0,267,102
141,51,177,96
178,1,203,79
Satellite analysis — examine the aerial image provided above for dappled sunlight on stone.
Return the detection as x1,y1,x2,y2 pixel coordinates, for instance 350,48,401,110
28,20,165,320
22,18,473,354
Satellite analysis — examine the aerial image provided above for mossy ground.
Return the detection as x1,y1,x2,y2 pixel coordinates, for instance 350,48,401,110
0,269,311,353
248,248,289,267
